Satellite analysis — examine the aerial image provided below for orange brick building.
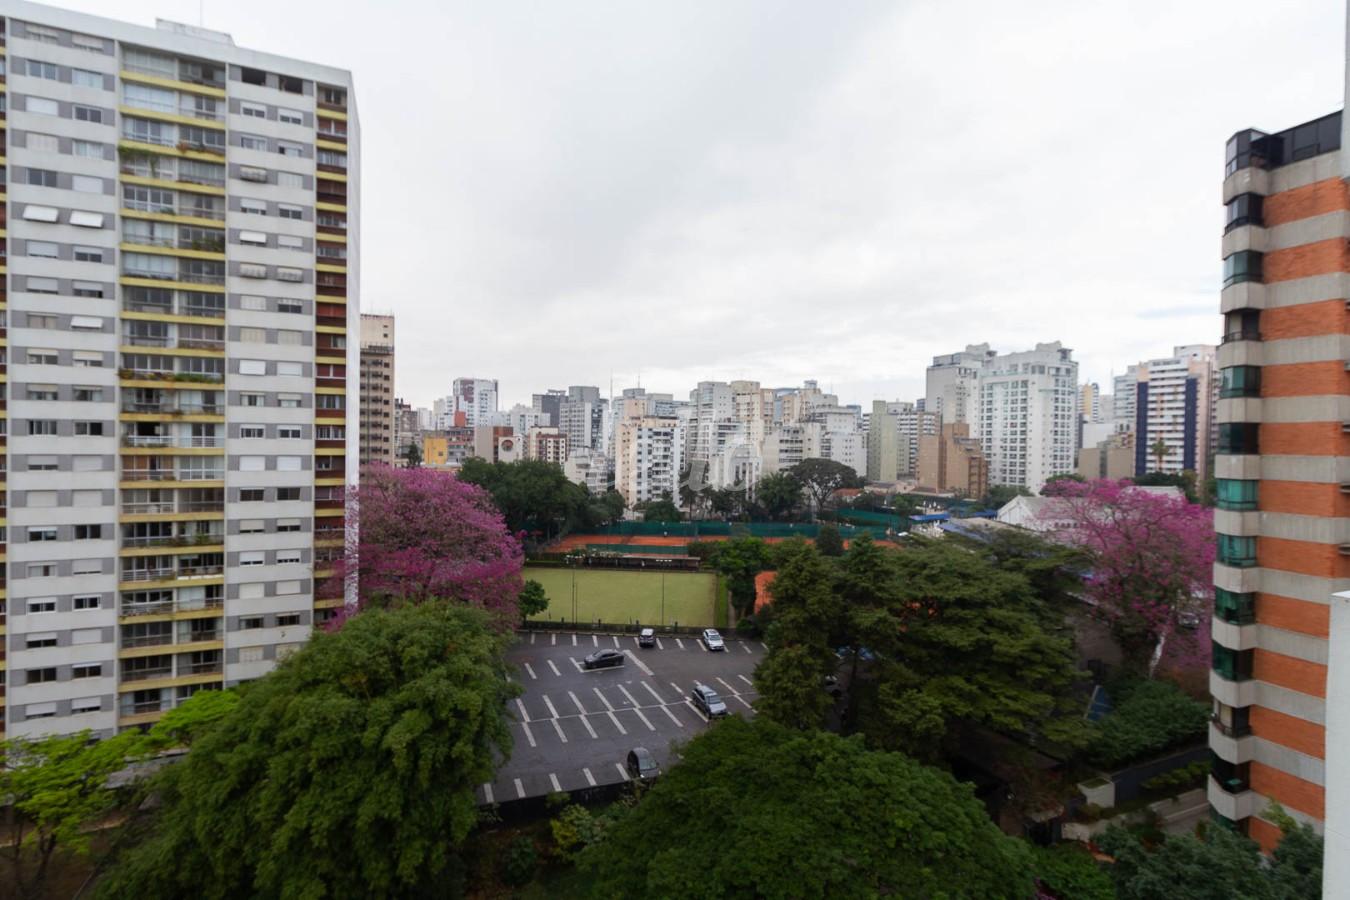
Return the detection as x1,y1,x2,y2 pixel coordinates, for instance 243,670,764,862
1211,112,1346,848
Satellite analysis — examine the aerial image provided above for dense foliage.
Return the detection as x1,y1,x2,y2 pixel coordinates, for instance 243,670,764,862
97,604,517,899
458,457,624,538
704,537,773,618
789,457,865,516
814,522,845,556
576,717,1035,899
337,464,524,619
1089,679,1209,768
754,470,804,520
1032,843,1115,900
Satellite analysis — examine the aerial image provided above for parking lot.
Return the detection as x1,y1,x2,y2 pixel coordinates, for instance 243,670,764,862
480,630,765,804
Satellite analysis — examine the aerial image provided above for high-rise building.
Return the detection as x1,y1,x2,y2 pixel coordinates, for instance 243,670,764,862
531,388,565,431
448,377,498,427
1112,365,1140,430
916,423,988,498
1210,107,1346,848
358,314,393,465
978,343,1078,492
612,416,684,506
1131,345,1218,482
557,385,605,455
524,426,567,464
867,400,902,482
926,343,995,434
2,4,359,740
393,397,419,462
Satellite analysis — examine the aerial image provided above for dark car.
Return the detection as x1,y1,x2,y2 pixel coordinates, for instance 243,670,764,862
690,682,729,718
626,747,661,781
583,648,626,670
638,627,656,648
702,628,726,651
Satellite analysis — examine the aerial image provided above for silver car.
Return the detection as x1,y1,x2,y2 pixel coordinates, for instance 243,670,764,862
702,628,725,651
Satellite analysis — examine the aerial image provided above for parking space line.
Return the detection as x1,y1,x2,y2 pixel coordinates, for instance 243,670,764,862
616,684,640,707
524,662,537,680
612,636,620,648
572,634,577,645
659,704,683,727
548,660,562,677
715,677,739,695
675,638,685,649
641,682,666,704
697,640,707,652
656,637,664,649
515,698,530,722
569,657,583,672
520,721,536,747
483,783,494,804
593,687,615,711
543,694,561,718
606,710,627,735
632,636,641,647
568,690,588,715
592,635,598,647
549,773,562,793
738,674,754,686
514,778,525,799
551,633,557,646
623,650,654,677
631,707,656,732
578,714,598,739
669,681,683,695
583,767,596,787
549,718,568,743
615,763,629,781
759,642,768,651
684,699,709,723
530,632,535,644
741,643,752,654
733,694,754,709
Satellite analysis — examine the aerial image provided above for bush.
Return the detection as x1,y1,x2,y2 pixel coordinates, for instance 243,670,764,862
1089,679,1209,768
502,836,538,887
685,541,721,562
1032,844,1114,900
1142,760,1208,793
815,524,845,557
735,615,762,638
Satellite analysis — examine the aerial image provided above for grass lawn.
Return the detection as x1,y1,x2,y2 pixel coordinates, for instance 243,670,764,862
523,566,718,628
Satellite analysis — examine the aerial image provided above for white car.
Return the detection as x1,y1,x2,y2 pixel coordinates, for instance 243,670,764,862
702,628,725,651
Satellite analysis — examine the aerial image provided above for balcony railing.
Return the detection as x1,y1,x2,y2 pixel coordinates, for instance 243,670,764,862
120,500,224,515
122,666,173,683
122,564,223,583
122,469,224,483
123,298,226,318
1210,715,1253,739
121,534,223,548
183,661,222,676
122,334,225,351
120,596,223,617
121,401,223,415
121,632,174,649
123,267,225,286
121,434,223,448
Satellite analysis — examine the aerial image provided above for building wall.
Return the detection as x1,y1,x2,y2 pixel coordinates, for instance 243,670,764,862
358,314,393,465
978,343,1078,492
1,3,358,739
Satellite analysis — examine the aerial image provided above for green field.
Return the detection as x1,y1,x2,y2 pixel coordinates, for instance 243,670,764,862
523,566,719,628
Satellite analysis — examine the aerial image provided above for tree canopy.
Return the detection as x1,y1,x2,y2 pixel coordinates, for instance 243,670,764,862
458,457,622,539
705,537,774,618
754,470,803,521
638,495,683,523
576,716,1035,899
338,464,524,620
790,457,864,516
97,604,517,900
982,483,1033,509
814,523,845,556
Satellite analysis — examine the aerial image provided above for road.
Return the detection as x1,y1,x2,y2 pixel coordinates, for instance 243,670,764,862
480,631,765,804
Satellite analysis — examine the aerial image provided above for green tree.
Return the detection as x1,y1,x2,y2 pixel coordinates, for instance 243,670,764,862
981,483,1033,508
458,457,592,538
97,604,517,900
518,579,550,619
140,687,240,751
402,441,422,468
1132,470,1200,504
790,458,865,518
1149,436,1171,471
1032,843,1114,900
1088,679,1209,768
576,717,1035,899
707,537,773,618
0,730,142,900
1044,472,1086,487
754,470,803,521
814,523,845,556
638,495,682,523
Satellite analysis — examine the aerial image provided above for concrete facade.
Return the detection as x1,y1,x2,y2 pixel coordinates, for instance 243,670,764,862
915,423,988,498
978,342,1079,492
358,314,393,465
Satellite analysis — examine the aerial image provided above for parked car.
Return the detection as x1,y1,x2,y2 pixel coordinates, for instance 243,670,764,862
823,674,843,698
834,645,877,662
638,627,656,648
583,648,626,670
690,682,729,718
702,628,726,651
626,747,661,781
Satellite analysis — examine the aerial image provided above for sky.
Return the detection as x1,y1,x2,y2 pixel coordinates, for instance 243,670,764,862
56,0,1348,409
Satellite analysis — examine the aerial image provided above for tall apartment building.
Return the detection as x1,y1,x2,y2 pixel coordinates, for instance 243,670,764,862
524,426,567,464
393,397,418,462
448,376,497,427
612,415,684,507
358,313,393,465
531,388,564,430
1112,365,1139,430
1209,108,1346,848
1,4,359,739
925,343,995,434
557,385,605,455
1131,345,1217,482
916,423,988,498
867,400,902,482
978,343,1078,492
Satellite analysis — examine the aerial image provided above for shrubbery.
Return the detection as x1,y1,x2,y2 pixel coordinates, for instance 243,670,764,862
1089,680,1209,768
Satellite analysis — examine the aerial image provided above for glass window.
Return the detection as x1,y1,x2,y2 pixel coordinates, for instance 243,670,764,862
72,69,103,88
1215,589,1256,625
26,132,59,153
1218,423,1259,455
1216,479,1258,511
1220,366,1261,399
1225,193,1264,232
1222,251,1263,288
26,97,59,116
1217,534,1257,568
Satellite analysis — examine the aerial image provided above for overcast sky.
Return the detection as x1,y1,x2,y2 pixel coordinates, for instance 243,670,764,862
60,0,1348,408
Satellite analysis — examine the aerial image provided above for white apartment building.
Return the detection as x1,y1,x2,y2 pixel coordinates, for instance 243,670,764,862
1112,365,1139,431
762,422,822,474
1130,345,1217,482
558,385,605,455
821,429,866,477
563,449,611,496
612,415,684,507
497,402,549,437
925,343,995,434
978,343,1078,492
2,3,359,739
448,376,497,427
687,380,735,464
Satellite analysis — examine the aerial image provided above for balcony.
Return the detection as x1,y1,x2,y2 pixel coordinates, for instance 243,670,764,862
121,533,223,548
121,564,224,583
121,631,174,649
121,665,173,683
121,433,223,449
120,595,224,617
121,401,223,416
123,196,226,222
182,660,222,677
123,294,226,319
122,469,224,483
121,499,224,515
122,265,225,286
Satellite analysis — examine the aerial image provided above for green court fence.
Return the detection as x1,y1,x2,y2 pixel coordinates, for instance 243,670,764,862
581,521,895,540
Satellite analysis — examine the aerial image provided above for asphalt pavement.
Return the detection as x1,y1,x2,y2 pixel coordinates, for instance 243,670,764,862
480,631,765,804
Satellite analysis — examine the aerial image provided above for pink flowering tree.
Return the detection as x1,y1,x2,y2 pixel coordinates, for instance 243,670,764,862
333,464,524,626
1039,478,1215,678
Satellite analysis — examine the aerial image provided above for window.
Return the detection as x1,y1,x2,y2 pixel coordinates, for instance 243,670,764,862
27,452,58,468
1215,589,1256,626
72,174,104,193
277,234,304,249
28,526,58,541
277,518,302,532
27,491,59,507
27,277,59,294
1216,479,1258,512
240,134,267,151
241,101,266,118
278,108,303,125
23,59,59,79
277,141,303,158
74,594,102,610
239,263,267,279
239,165,269,183
27,633,58,649
74,353,105,369
240,425,265,439
317,394,346,410
277,613,301,626
239,519,265,534
240,489,265,502
26,313,58,329
277,360,302,375
1217,533,1257,568
72,697,102,714
73,490,102,507
27,240,59,259
277,171,304,189
27,598,57,614
277,299,304,314
26,132,59,153
279,393,303,408
239,645,266,663
278,204,303,220
72,68,102,88
277,487,301,501
75,421,104,435
277,456,303,472
25,24,62,44
239,294,267,311
1223,251,1262,288
73,246,104,262
239,359,266,375
26,97,59,116
278,425,302,440
71,316,103,331
320,86,346,107
241,67,266,86
239,456,266,471
27,167,60,190
240,392,265,407
239,551,264,567
238,230,267,245
276,267,304,282
241,616,265,630
1218,422,1260,455
74,524,103,540
317,149,347,168
73,663,103,678
73,105,103,124
277,550,302,565
240,198,267,215
239,327,267,344
1220,366,1261,399
25,702,58,720
27,669,58,685
28,420,59,436
70,210,105,228
72,33,105,52
22,204,59,222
